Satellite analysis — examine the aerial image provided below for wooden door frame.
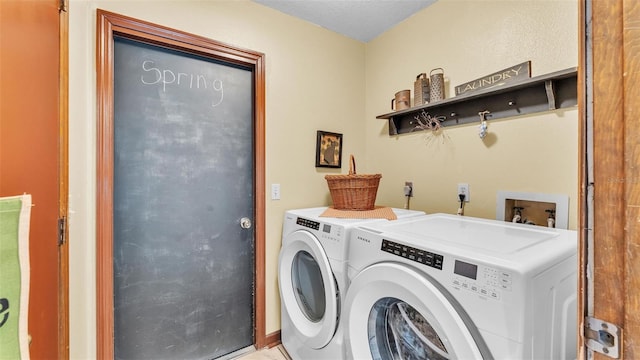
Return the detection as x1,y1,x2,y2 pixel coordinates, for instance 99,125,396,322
579,0,640,358
95,10,266,358
577,0,587,358
59,1,70,358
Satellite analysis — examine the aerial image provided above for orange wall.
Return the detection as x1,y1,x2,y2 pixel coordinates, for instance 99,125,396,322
0,0,62,357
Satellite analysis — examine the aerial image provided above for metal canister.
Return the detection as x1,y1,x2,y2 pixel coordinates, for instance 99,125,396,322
392,89,411,110
414,73,430,106
429,68,445,102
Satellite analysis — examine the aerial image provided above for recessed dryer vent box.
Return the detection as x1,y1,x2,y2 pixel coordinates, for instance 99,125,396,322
496,191,569,229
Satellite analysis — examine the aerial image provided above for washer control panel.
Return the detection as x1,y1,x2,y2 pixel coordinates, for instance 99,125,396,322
452,259,513,301
381,239,444,270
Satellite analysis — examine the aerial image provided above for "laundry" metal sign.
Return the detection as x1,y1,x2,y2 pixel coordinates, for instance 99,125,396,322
455,61,531,96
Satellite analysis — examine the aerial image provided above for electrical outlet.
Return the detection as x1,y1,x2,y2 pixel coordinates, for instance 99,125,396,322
457,183,470,202
404,181,413,197
271,183,281,200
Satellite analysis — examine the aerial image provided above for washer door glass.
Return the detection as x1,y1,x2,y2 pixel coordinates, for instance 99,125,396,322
292,250,326,322
344,263,490,360
369,297,448,360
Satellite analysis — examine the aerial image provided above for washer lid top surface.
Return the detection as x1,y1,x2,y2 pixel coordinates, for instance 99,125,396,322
361,213,577,267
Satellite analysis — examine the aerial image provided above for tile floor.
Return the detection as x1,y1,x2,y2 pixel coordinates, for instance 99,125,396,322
235,345,290,360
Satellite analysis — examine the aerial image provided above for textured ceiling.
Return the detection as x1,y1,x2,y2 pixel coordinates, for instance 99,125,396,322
252,0,437,43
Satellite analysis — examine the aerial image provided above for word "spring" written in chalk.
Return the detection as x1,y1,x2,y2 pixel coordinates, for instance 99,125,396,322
141,60,224,107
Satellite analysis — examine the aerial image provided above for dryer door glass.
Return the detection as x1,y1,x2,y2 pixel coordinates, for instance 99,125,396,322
368,297,449,360
292,250,326,322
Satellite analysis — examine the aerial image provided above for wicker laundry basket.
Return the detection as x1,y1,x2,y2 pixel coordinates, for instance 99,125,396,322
325,155,381,211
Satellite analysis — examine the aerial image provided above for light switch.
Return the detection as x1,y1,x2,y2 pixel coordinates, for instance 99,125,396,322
271,184,281,200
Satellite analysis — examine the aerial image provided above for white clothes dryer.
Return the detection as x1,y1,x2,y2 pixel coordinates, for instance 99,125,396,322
278,207,425,360
344,213,577,360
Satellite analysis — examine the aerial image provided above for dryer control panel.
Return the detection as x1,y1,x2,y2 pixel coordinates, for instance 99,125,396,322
296,217,345,245
296,217,320,230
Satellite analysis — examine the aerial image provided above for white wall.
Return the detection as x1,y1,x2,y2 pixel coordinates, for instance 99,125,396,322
365,0,578,228
69,1,365,357
69,0,578,358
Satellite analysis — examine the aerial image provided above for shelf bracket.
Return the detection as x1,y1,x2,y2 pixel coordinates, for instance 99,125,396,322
545,80,557,110
388,118,398,135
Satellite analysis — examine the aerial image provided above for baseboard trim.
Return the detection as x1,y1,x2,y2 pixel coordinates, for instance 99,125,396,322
263,330,281,349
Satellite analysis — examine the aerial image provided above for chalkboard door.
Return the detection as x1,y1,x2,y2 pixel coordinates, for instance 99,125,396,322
111,37,255,359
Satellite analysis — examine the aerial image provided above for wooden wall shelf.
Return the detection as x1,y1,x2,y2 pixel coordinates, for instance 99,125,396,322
376,67,577,136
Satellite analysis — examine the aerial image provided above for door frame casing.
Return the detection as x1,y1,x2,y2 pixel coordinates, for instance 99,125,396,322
95,10,266,358
59,1,70,358
579,0,640,358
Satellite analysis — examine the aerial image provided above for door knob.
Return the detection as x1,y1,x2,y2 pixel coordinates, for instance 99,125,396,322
240,217,252,229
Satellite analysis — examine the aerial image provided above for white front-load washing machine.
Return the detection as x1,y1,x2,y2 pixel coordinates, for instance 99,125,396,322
344,213,577,360
278,207,425,360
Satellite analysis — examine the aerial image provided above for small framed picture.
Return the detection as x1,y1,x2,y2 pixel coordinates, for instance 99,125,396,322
315,131,343,168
